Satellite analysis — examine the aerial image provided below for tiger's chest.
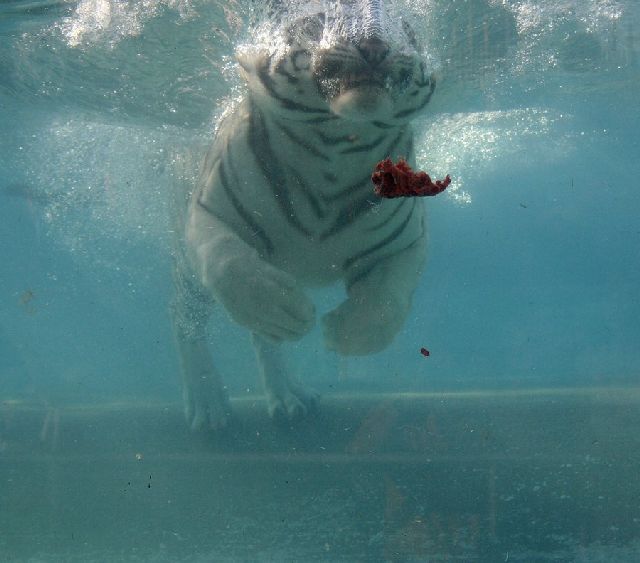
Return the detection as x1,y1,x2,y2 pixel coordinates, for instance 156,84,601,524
199,101,424,284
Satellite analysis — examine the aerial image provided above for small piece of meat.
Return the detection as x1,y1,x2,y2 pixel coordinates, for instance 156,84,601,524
372,158,451,198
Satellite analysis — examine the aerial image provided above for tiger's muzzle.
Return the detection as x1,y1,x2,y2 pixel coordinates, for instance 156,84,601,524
313,36,412,120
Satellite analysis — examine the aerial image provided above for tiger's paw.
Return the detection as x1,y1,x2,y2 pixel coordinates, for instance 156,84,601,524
183,371,232,431
210,253,316,341
322,294,407,356
265,379,319,424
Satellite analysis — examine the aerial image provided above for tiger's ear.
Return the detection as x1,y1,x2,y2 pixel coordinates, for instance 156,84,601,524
236,46,270,81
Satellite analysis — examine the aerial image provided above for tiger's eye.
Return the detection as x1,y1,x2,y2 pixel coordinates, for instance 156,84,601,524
317,56,343,78
292,50,312,71
396,68,412,87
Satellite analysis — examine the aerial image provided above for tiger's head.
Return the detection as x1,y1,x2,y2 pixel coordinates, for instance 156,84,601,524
237,1,435,126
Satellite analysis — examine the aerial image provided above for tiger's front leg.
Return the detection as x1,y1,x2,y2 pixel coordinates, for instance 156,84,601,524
252,333,319,422
187,202,316,343
323,236,427,356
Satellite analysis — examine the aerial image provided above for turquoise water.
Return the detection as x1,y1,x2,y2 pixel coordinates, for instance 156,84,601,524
2,0,637,401
1,0,639,560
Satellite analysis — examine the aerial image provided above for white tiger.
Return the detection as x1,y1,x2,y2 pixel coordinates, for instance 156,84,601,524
172,0,437,429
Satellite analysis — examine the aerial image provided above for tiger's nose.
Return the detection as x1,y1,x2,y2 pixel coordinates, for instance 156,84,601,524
357,36,390,66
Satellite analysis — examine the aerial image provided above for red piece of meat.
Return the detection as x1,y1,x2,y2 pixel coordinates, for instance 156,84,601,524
372,158,451,198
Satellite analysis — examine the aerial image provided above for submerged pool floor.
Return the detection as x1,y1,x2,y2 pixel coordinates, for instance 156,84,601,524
1,388,640,561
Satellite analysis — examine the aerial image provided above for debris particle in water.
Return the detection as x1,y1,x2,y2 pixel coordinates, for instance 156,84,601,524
19,289,37,314
420,347,430,357
20,289,34,305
